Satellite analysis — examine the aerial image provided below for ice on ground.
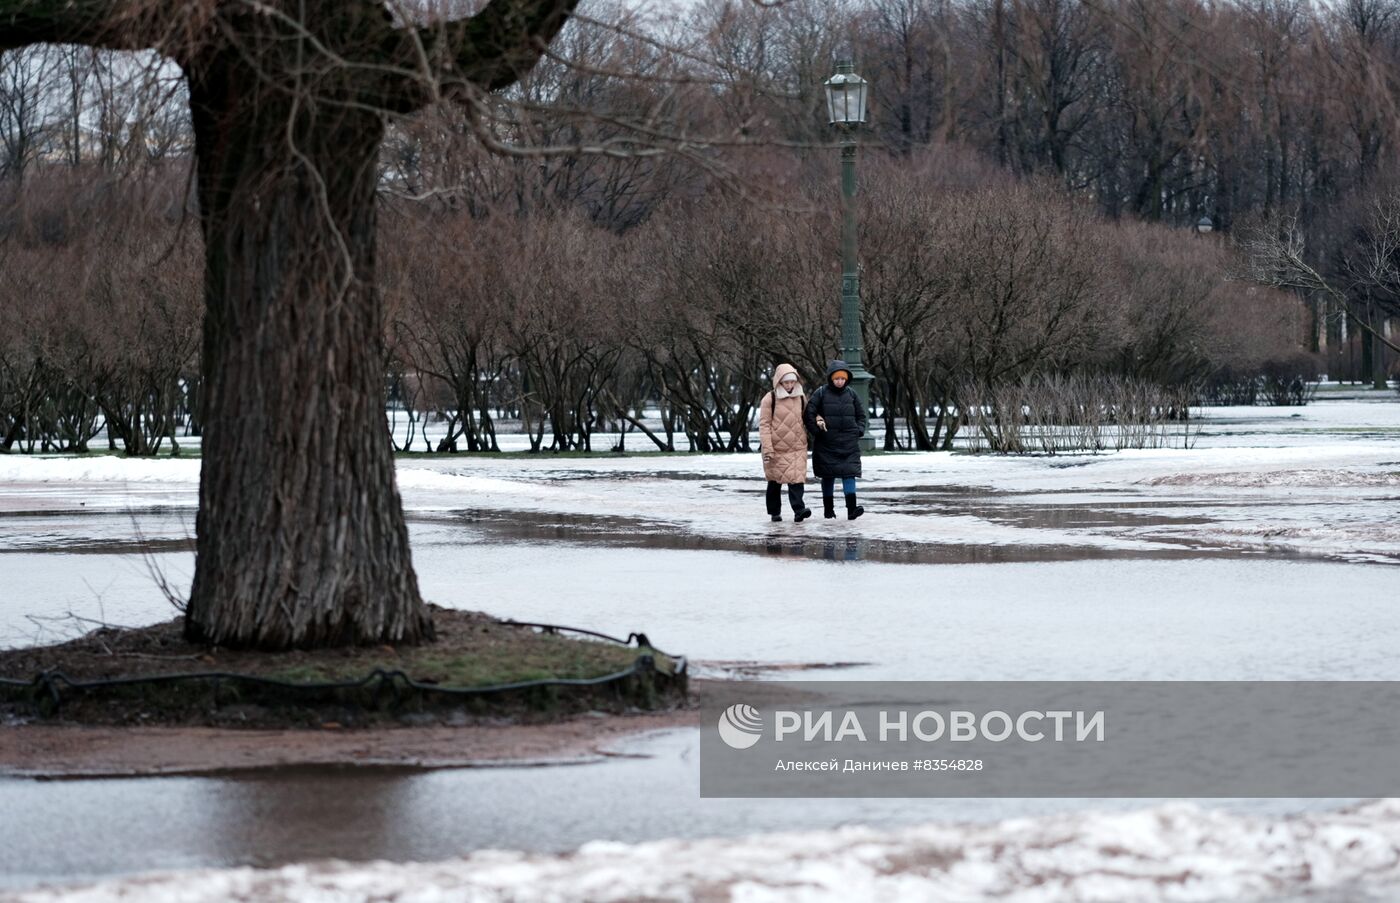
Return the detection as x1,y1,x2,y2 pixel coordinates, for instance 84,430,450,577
13,799,1400,903
1144,469,1400,488
388,411,1400,563
5,400,1400,562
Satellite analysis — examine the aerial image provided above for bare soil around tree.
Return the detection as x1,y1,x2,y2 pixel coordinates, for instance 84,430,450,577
0,707,706,777
0,604,688,756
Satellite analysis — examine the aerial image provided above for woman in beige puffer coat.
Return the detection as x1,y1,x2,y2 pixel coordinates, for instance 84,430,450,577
758,362,813,522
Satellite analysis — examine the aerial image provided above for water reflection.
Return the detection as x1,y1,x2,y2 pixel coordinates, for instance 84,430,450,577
441,510,1251,566
200,768,418,866
824,538,862,562
761,537,864,562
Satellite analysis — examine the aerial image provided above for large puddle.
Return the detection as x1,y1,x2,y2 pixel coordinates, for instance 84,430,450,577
424,506,1325,566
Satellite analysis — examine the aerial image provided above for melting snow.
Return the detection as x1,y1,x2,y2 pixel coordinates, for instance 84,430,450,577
11,800,1400,903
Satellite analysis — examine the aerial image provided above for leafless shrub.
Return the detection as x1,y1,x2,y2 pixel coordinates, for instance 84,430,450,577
962,374,1198,455
0,168,199,454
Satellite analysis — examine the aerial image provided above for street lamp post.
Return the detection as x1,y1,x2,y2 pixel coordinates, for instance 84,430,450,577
825,60,875,452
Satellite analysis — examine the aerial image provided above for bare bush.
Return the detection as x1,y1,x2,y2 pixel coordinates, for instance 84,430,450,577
0,169,199,455
962,374,1198,455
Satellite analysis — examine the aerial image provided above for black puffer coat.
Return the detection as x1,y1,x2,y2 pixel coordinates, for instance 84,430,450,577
804,360,867,479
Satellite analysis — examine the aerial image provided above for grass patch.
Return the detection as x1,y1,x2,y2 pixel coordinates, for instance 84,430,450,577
265,636,671,688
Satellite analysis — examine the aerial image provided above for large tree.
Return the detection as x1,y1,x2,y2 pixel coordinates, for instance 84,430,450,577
0,0,578,648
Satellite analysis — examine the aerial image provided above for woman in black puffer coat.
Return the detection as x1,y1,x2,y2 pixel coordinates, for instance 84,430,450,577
803,360,867,520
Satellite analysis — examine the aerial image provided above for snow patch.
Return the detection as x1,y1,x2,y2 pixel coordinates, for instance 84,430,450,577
12,800,1400,903
0,457,200,485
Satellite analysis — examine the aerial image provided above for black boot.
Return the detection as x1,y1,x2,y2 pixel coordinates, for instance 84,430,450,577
789,484,812,522
766,481,782,522
823,494,836,519
845,492,864,520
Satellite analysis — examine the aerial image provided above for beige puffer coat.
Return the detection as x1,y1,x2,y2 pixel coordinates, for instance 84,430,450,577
758,363,809,484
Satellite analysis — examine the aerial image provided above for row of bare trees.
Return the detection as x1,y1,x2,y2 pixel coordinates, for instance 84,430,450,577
352,0,1400,270
1,146,1304,456
375,0,1399,382
0,46,186,183
380,147,1305,454
0,174,199,454
4,2,1397,372
12,0,1400,233
678,0,1400,229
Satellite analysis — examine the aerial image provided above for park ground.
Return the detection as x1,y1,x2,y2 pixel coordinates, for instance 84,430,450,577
2,387,1399,901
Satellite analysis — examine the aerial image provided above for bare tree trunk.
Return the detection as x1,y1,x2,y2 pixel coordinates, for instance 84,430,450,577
183,57,432,649
993,0,1010,167
1371,305,1388,390
1361,298,1377,389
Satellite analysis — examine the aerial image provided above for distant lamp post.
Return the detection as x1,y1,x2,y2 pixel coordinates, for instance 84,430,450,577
1195,215,1214,235
824,60,875,451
